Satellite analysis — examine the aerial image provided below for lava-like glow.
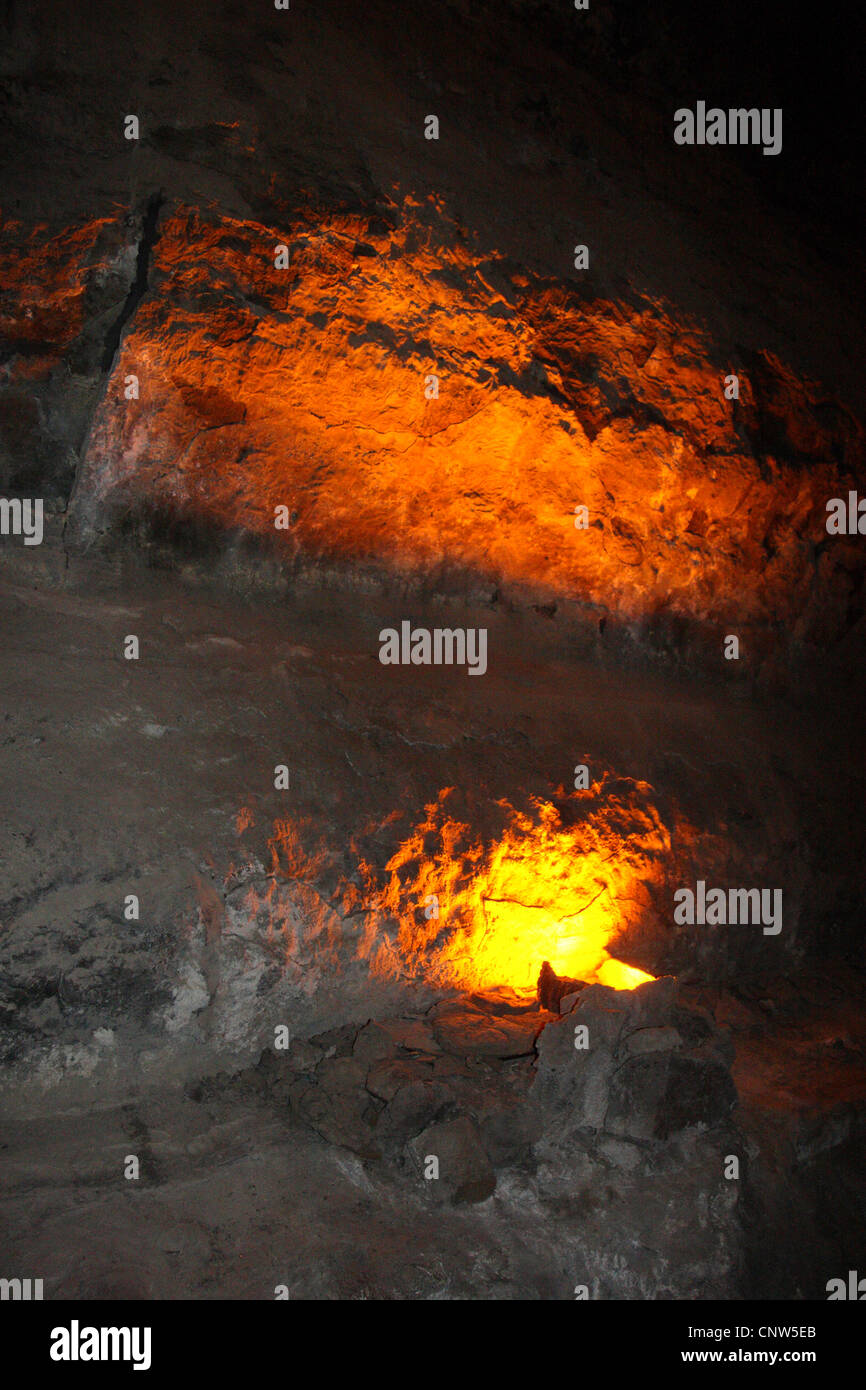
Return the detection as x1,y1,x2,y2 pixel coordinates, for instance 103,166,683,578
63,198,837,634
371,784,666,993
597,959,656,990
467,894,654,993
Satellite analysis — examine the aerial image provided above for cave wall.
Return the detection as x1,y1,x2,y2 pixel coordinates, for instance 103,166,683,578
1,0,864,684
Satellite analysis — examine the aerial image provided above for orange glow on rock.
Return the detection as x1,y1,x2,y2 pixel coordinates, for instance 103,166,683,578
596,959,656,991
366,783,666,993
66,198,850,642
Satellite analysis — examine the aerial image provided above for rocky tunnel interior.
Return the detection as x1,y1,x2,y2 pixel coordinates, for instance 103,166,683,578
0,0,864,1304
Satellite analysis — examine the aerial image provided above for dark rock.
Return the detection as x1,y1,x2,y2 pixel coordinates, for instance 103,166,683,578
626,1026,682,1055
366,1057,434,1103
532,975,738,1145
531,1009,619,1131
480,1101,543,1168
407,1116,496,1204
286,1038,323,1073
597,1136,643,1171
294,1078,382,1159
380,1079,456,1147
606,1047,738,1141
624,976,679,1030
559,990,585,1014
377,1018,440,1053
672,1002,717,1047
432,1054,471,1080
537,960,588,1011
352,1021,398,1064
431,1001,546,1058
656,1052,739,1139
314,1024,359,1059
604,1054,675,1141
316,1057,368,1093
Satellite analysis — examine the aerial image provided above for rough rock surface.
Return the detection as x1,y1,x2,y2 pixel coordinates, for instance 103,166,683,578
57,198,863,681
532,976,737,1141
6,961,862,1299
1,2,864,682
2,533,859,1104
2,0,865,1303
1,504,864,1303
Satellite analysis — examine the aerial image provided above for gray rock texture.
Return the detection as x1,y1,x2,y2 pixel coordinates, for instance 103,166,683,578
1,0,864,1303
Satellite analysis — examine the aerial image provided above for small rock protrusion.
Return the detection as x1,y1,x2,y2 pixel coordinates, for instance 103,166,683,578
537,960,588,1012
408,1116,496,1204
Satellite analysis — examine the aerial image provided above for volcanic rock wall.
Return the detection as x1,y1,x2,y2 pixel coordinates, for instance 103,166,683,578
1,0,864,682
2,4,865,1305
62,198,862,673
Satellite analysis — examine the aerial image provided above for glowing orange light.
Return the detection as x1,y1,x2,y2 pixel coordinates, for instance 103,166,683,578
373,787,662,993
64,199,818,638
596,959,656,991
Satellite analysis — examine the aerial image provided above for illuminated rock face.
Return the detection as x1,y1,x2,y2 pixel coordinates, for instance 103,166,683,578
0,3,862,678
364,783,666,993
1,1,865,1304
55,197,860,674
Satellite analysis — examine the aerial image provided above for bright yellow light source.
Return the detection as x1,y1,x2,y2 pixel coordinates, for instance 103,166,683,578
597,958,656,991
377,791,663,994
